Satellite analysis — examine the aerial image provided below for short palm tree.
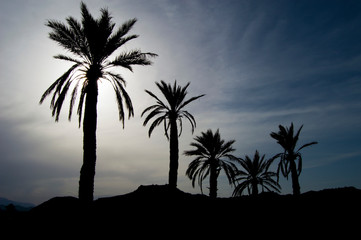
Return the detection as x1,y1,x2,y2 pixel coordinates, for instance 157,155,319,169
40,2,157,202
270,123,317,195
142,80,204,188
184,129,238,198
232,150,280,197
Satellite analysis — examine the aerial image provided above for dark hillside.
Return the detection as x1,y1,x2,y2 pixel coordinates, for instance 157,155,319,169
28,185,361,218
2,185,360,236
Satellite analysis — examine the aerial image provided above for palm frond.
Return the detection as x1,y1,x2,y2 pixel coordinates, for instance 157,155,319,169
143,109,165,128
104,18,138,57
180,110,196,133
148,115,167,137
141,105,159,116
68,78,82,121
40,63,80,104
295,154,303,176
77,83,87,127
47,20,83,57
65,16,90,61
156,80,174,107
177,94,205,111
110,50,157,71
142,107,164,126
219,139,236,156
221,161,238,185
184,142,209,158
52,80,71,121
186,158,209,194
80,2,98,62
143,89,169,110
53,54,83,64
110,18,137,41
232,181,250,197
297,141,318,152
178,117,184,137
114,78,134,123
112,83,126,126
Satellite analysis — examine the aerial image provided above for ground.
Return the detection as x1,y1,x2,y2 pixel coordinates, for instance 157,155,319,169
1,185,360,237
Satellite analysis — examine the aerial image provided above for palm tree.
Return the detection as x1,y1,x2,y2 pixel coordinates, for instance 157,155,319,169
39,2,157,203
184,129,238,198
142,80,204,188
232,150,280,197
270,123,317,195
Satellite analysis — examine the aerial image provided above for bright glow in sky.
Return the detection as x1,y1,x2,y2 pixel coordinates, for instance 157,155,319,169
1,0,361,204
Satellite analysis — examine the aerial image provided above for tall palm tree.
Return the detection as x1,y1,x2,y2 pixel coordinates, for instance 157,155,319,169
39,2,157,203
270,123,317,195
142,80,204,188
232,150,280,197
184,129,238,198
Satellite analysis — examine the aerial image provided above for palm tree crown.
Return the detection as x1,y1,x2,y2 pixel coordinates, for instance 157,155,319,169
142,80,204,138
40,2,157,126
184,129,238,198
232,150,280,197
270,123,317,195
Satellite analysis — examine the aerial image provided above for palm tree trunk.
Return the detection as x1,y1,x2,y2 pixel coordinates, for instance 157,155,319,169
79,80,98,203
290,159,300,195
251,180,258,196
209,159,217,198
168,117,178,188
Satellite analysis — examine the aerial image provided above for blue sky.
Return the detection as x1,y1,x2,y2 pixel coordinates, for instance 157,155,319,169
1,0,361,204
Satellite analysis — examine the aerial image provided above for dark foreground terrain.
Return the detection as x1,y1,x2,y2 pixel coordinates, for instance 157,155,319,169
1,185,360,236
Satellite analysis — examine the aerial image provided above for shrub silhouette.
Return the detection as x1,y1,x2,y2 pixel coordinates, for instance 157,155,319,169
39,2,157,202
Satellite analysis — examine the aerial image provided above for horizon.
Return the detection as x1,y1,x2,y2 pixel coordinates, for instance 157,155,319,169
1,0,361,205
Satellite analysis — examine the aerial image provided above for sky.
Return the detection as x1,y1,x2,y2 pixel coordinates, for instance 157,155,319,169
1,0,361,205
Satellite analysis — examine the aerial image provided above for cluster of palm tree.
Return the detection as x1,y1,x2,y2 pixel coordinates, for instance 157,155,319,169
40,2,317,202
180,123,318,198
182,124,317,198
140,80,316,198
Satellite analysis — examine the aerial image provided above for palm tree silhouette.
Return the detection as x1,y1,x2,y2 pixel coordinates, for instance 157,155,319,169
142,80,204,188
184,129,238,198
39,2,157,202
270,123,317,195
232,150,280,197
